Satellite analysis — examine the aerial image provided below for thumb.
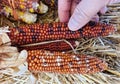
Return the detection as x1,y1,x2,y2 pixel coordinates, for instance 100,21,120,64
68,0,109,31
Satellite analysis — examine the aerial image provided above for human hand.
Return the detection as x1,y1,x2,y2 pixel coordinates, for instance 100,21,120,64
58,0,120,31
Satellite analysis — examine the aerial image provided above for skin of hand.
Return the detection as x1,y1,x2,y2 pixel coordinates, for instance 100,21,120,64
58,0,120,31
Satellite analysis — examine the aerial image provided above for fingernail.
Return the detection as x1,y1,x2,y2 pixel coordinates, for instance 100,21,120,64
68,18,83,31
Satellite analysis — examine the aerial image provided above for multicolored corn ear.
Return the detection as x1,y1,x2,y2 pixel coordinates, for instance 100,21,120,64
7,22,115,46
1,0,39,11
19,40,78,51
27,49,108,74
0,6,37,24
0,0,48,13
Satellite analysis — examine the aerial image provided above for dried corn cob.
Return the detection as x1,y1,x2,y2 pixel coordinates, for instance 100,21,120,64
19,40,78,51
1,0,38,11
0,0,48,14
27,49,107,74
0,6,37,24
7,22,115,46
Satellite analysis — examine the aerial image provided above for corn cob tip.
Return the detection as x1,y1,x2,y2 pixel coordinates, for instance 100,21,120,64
80,21,116,38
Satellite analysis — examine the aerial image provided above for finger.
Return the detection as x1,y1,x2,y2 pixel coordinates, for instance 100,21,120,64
100,6,108,14
71,0,81,14
68,0,108,31
58,0,72,22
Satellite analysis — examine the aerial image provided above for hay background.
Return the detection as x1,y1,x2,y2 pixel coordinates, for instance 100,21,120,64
0,2,120,84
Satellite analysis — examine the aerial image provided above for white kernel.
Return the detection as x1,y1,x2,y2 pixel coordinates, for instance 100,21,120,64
76,57,80,61
77,61,81,64
86,60,89,63
86,64,89,67
87,68,90,71
42,58,46,62
56,56,62,62
57,63,61,66
72,55,76,58
71,69,74,71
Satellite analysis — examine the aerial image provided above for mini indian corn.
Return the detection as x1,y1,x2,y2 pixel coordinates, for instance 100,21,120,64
0,6,37,24
7,22,115,46
27,49,108,74
1,0,38,11
0,0,48,13
19,40,78,51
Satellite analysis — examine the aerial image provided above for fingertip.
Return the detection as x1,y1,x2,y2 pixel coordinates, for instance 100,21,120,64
68,20,84,31
68,0,107,31
68,12,90,31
